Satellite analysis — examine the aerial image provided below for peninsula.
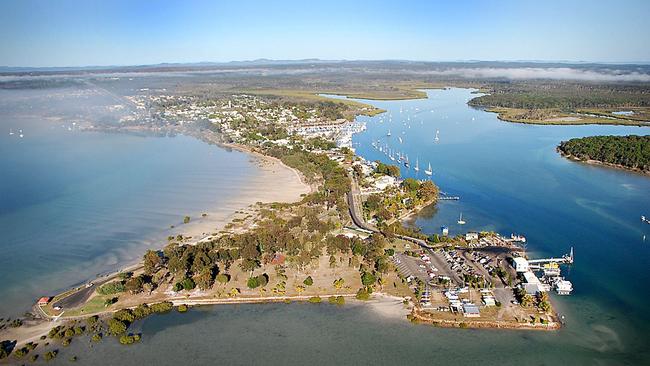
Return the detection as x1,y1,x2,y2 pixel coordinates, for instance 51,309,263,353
0,87,579,363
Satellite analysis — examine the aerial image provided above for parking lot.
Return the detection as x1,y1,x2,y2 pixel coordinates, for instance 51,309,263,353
394,251,460,286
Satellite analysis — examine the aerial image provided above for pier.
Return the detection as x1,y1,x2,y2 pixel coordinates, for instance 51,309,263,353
438,195,460,201
527,247,574,266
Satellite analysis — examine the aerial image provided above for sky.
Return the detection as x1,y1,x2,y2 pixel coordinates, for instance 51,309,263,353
1,0,649,67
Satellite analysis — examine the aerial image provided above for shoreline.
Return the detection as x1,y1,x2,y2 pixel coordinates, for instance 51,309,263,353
557,149,650,177
1,292,410,349
409,308,561,331
0,128,314,345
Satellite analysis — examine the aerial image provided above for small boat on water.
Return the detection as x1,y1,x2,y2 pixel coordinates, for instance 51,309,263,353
425,162,433,176
9,129,14,136
404,155,410,168
387,129,391,137
414,158,420,172
642,215,650,224
398,136,403,144
434,130,440,142
457,213,466,225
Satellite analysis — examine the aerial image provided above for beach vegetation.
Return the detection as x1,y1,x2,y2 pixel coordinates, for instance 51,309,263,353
119,334,141,345
44,350,58,361
355,288,371,300
308,296,322,303
150,301,174,313
107,319,127,335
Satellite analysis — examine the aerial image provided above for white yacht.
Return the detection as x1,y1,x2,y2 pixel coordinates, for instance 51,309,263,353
425,162,433,176
457,213,466,225
414,158,419,172
434,130,440,142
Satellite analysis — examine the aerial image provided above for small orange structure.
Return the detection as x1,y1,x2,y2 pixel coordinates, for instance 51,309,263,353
37,297,51,306
271,253,286,265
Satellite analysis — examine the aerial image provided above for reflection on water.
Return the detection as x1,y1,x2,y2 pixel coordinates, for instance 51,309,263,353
0,116,257,317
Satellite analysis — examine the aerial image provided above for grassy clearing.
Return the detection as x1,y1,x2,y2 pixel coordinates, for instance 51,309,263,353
63,295,110,317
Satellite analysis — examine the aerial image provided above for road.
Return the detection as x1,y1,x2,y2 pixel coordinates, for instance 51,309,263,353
347,174,433,250
47,264,144,316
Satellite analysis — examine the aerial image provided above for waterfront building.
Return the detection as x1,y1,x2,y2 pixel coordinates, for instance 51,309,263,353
462,303,480,317
513,257,529,272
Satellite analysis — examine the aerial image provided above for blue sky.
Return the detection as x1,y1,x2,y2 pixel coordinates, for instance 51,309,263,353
1,0,649,67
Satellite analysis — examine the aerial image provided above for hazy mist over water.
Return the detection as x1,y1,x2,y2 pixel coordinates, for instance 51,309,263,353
0,87,258,317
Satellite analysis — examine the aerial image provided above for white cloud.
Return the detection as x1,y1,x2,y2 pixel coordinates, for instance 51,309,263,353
421,67,650,82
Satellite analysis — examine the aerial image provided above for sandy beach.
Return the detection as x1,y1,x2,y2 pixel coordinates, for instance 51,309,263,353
177,151,313,241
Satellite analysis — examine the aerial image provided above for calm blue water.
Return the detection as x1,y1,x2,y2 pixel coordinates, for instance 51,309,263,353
12,88,650,365
0,116,257,317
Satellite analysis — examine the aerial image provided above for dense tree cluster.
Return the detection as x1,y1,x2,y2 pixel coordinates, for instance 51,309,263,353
558,135,650,172
470,82,650,109
364,179,439,224
374,161,401,177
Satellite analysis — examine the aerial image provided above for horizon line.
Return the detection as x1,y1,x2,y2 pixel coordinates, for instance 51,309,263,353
3,58,650,71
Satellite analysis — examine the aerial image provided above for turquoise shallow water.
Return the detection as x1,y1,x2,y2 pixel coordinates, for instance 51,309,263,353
0,116,257,317
7,88,650,365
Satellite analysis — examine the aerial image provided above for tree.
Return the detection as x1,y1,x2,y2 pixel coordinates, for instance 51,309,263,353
361,272,376,286
417,180,439,201
247,276,260,289
216,273,230,284
132,304,151,319
107,319,127,335
333,278,345,291
240,258,261,273
295,285,305,295
125,276,144,294
0,340,14,359
329,255,337,268
150,301,173,313
303,276,314,286
194,268,215,290
174,278,195,291
143,250,163,274
401,178,420,192
355,288,371,300
113,309,135,323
